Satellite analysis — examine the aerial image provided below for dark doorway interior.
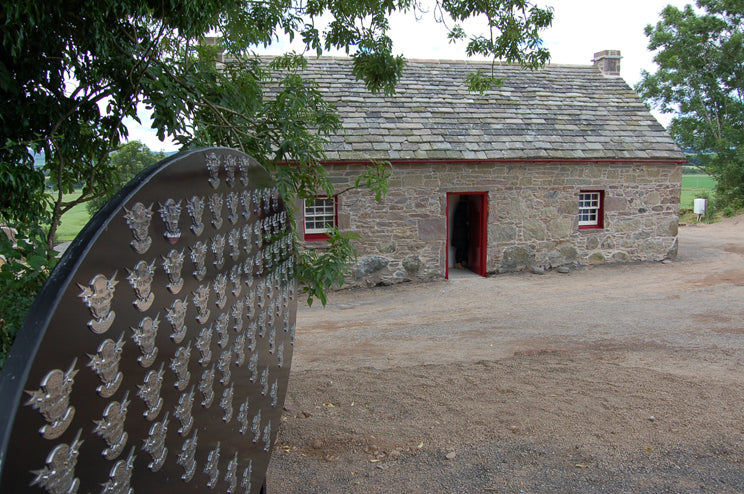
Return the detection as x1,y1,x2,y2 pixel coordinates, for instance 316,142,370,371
446,192,488,279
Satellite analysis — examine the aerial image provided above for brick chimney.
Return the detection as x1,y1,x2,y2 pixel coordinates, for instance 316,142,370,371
592,50,622,77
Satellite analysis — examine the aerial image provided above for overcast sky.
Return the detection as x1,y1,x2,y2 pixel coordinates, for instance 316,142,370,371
130,0,692,151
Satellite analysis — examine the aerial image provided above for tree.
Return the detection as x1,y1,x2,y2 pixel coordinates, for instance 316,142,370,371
635,0,744,211
1,0,553,364
86,142,165,215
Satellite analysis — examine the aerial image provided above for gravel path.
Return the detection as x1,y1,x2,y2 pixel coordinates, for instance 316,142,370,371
267,216,744,493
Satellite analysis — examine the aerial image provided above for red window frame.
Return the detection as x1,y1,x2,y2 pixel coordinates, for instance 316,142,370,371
578,190,604,230
303,196,338,241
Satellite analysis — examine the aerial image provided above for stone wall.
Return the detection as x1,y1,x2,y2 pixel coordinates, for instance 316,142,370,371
306,161,681,287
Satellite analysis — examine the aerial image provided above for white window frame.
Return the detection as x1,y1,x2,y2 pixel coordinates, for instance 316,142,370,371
303,196,336,237
578,191,602,228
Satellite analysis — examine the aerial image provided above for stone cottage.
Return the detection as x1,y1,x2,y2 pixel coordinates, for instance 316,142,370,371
293,51,685,286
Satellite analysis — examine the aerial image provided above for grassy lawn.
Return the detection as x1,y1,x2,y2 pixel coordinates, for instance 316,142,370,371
680,174,717,210
55,190,92,243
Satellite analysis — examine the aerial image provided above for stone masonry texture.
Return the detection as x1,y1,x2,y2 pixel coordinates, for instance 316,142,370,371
282,58,685,287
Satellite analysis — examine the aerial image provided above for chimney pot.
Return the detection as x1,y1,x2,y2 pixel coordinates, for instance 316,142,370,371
592,50,622,77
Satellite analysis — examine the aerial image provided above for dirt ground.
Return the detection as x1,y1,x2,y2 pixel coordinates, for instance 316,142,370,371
267,216,744,493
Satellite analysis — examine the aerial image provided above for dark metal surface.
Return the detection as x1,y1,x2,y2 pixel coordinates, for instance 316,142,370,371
0,148,296,493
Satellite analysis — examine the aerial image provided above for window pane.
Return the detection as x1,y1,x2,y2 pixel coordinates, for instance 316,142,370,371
304,197,336,234
578,192,601,227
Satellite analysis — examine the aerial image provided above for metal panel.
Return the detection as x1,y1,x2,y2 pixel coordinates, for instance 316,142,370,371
0,148,296,493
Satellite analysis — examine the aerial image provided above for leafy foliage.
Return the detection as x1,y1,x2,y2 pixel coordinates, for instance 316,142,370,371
87,142,165,215
635,0,744,210
0,227,58,370
1,0,553,362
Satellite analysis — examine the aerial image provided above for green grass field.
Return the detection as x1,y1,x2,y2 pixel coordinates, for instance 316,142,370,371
680,174,717,210
55,190,92,243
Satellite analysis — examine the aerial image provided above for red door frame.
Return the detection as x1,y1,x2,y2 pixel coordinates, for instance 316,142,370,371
446,192,488,279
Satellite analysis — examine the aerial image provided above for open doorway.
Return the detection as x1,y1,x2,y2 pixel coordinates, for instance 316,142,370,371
446,192,488,279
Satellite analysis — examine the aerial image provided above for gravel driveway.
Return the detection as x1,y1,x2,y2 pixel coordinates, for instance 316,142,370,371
267,216,744,493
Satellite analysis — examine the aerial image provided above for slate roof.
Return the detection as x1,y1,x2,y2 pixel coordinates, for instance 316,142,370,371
296,57,684,162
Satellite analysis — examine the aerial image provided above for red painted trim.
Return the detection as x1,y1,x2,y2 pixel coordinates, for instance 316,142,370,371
445,194,451,280
304,232,331,242
293,158,689,166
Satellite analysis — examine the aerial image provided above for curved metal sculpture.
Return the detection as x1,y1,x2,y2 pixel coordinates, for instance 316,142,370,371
0,148,296,493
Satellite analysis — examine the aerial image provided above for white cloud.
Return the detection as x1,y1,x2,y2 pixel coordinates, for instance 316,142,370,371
124,107,180,153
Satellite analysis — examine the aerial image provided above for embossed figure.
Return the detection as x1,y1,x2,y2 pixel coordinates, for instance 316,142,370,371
226,191,239,225
177,430,198,482
232,298,245,334
240,190,252,220
241,222,252,252
209,193,223,230
251,189,262,217
162,248,185,294
218,347,232,386
190,240,208,281
211,233,226,270
137,363,165,421
220,384,234,423
238,156,251,186
124,202,153,254
262,420,272,452
159,198,182,244
215,312,230,349
206,152,221,189
214,272,227,309
225,452,238,494
87,334,124,398
248,352,258,381
25,359,77,440
233,333,245,367
126,259,155,312
268,325,276,355
251,410,261,443
260,366,269,396
244,291,255,323
237,397,250,434
166,297,189,344
263,188,273,215
186,195,205,236
199,365,215,408
240,461,253,493
228,228,241,261
204,442,220,489
253,221,263,248
277,341,285,367
30,429,83,494
225,154,237,187
230,264,242,298
93,391,130,460
170,341,192,391
142,413,169,472
174,386,195,436
193,284,211,324
270,379,279,407
78,272,118,334
131,314,160,368
100,447,135,494
195,324,214,366
243,256,254,280
255,278,266,312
